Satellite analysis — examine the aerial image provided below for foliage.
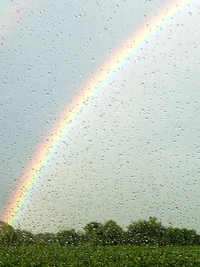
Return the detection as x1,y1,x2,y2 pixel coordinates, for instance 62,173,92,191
0,245,200,266
57,229,83,246
0,217,200,247
34,232,56,245
127,217,166,246
83,220,124,245
83,222,103,245
101,220,125,246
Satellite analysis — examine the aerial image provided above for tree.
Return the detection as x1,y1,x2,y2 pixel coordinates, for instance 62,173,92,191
0,221,16,246
101,220,125,246
12,229,35,246
34,232,56,245
84,222,103,245
57,229,81,246
164,227,198,246
127,217,166,246
182,228,197,246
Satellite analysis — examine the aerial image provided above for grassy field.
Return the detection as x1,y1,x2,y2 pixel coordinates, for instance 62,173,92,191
0,245,200,266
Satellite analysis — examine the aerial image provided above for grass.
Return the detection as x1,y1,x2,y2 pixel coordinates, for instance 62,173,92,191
0,245,200,266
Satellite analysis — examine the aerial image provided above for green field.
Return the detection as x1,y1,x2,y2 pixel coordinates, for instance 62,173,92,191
0,245,200,267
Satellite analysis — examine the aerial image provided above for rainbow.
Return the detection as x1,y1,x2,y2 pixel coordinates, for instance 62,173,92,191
3,0,196,227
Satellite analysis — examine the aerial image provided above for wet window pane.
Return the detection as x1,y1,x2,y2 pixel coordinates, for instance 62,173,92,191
0,0,200,265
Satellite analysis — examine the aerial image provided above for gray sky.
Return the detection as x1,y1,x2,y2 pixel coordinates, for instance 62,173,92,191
0,0,200,233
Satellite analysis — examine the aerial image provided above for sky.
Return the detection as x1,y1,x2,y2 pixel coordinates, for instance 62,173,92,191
0,0,200,233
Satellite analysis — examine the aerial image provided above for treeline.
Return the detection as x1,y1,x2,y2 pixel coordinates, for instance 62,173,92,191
0,217,200,246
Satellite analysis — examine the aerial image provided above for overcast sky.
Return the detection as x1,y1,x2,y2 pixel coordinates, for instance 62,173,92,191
0,0,200,233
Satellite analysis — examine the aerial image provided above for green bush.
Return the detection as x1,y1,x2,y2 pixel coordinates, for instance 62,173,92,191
0,245,200,266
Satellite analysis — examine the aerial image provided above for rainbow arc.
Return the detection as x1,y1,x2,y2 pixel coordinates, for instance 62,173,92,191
2,0,196,226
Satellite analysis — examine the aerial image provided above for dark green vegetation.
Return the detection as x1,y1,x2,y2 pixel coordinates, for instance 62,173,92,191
0,245,200,266
1,217,200,246
0,218,200,266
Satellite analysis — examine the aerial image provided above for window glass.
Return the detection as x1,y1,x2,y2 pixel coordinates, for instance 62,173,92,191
0,0,200,265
